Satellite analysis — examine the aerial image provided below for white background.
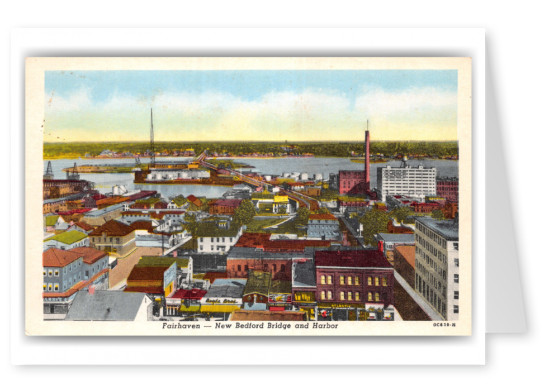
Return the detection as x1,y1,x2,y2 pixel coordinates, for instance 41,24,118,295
1,0,547,388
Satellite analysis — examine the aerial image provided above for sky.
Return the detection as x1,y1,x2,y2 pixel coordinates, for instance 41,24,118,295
44,70,458,142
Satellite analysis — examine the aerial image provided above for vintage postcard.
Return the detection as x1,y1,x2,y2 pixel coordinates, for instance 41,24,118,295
26,57,471,336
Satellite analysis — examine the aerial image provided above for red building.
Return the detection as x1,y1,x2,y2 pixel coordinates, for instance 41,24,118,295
338,170,366,195
436,177,458,202
315,249,394,307
394,245,416,288
411,202,441,214
209,199,242,215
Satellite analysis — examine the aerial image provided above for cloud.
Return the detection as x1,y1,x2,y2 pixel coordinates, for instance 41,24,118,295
44,86,457,142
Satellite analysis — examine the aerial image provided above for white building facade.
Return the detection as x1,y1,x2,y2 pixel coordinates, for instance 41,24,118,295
414,217,459,321
376,165,437,202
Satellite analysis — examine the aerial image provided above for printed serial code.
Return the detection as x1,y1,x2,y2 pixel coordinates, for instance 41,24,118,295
433,322,456,327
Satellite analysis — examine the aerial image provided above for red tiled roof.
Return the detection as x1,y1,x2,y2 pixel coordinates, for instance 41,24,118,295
74,221,94,231
130,221,155,233
66,247,107,265
308,213,337,220
89,220,134,237
315,250,392,269
43,248,81,268
212,199,242,207
235,232,271,248
203,272,228,283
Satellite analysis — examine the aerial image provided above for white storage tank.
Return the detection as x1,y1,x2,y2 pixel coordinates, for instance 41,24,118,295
314,173,323,181
300,173,309,181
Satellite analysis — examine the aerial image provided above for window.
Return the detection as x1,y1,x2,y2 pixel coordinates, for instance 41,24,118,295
48,283,52,291
453,243,459,251
43,271,46,276
382,277,387,287
54,284,59,291
327,275,332,284
321,291,326,300
43,284,46,291
321,275,326,285
340,291,345,300
374,277,380,286
200,246,203,251
54,270,59,276
454,291,459,300
375,292,380,302
347,276,352,285
48,270,52,276
347,292,352,301
355,292,360,301
340,276,345,285
354,276,359,285
327,291,332,300
454,274,459,283
237,265,241,272
367,277,372,286
453,305,459,314
454,258,459,267
368,292,373,301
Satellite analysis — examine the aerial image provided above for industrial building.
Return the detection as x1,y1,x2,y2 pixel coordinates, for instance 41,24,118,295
376,162,437,202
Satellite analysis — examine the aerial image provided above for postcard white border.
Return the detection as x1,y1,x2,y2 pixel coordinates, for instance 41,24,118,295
11,27,485,365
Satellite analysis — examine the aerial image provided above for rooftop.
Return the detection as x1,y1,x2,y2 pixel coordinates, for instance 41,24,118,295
308,213,338,221
293,261,316,288
65,291,148,321
204,282,246,299
269,279,292,294
196,220,241,237
228,246,315,260
44,230,88,245
84,203,124,217
66,247,107,264
136,256,190,269
415,216,459,241
89,220,134,237
43,248,81,268
314,249,392,269
127,266,170,281
376,233,415,243
395,245,416,268
243,270,272,296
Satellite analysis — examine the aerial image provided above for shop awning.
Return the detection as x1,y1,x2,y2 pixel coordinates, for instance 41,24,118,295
179,305,201,312
200,305,241,313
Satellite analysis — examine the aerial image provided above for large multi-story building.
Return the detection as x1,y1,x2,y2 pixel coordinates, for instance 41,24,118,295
436,177,459,202
376,164,437,202
414,216,459,321
89,219,136,257
314,249,395,320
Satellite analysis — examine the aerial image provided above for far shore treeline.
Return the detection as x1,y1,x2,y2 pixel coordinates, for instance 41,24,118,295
43,141,458,159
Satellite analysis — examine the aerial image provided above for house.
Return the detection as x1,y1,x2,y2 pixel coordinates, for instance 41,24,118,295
306,213,341,241
196,219,244,254
43,230,89,251
133,256,193,287
167,195,188,210
65,291,152,321
187,195,204,210
67,220,95,235
44,215,61,232
209,198,242,215
81,204,124,226
42,247,110,319
125,260,178,300
88,219,136,257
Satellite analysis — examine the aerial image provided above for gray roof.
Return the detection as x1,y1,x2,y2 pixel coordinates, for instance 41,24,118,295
227,246,315,260
415,217,459,241
65,291,149,321
84,204,124,217
204,281,246,299
293,261,316,288
376,233,415,243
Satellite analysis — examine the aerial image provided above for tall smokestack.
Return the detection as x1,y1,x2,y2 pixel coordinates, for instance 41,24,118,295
365,120,370,193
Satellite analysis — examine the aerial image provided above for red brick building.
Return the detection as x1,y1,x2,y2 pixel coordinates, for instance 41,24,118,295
338,170,366,195
209,199,242,215
394,245,416,288
436,177,458,202
315,249,394,307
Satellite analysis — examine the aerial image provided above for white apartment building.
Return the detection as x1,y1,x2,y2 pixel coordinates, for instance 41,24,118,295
376,165,437,202
414,216,459,321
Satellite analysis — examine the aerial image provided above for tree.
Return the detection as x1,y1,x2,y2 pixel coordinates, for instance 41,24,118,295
431,209,445,220
183,213,198,236
316,207,332,215
359,209,390,247
391,206,415,224
295,207,311,226
234,199,256,226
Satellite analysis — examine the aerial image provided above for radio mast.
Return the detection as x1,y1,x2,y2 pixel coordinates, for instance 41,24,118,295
150,108,155,168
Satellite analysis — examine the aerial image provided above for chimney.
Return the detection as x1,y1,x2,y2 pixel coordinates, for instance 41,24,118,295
365,121,370,193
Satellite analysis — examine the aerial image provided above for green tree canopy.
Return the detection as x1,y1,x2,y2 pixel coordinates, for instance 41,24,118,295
359,208,390,246
234,199,256,226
